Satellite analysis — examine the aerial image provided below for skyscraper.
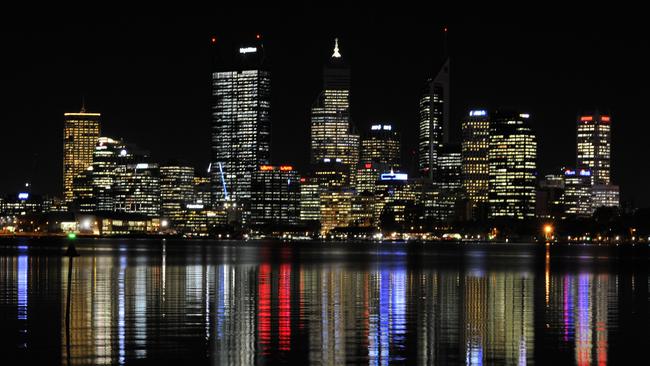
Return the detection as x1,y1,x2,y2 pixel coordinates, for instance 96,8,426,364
63,107,100,203
250,165,300,226
462,110,490,208
577,111,611,185
360,124,400,171
488,111,537,220
160,164,195,229
563,168,592,217
91,137,134,211
113,163,161,218
210,36,271,221
434,144,462,222
310,38,359,169
418,58,450,178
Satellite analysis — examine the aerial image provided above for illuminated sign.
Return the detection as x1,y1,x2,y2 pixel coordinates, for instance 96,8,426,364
469,110,487,117
119,149,127,156
135,163,149,169
323,158,331,163
601,116,610,122
380,172,408,181
186,204,204,209
564,169,576,176
299,178,306,183
260,165,275,171
579,169,591,177
580,116,593,121
18,192,29,200
239,47,257,54
364,163,372,169
371,125,381,130
383,125,392,130
279,165,293,171
519,113,530,119
335,158,342,163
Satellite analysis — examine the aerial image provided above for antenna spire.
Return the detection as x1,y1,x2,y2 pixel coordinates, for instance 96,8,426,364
332,38,341,58
81,95,86,113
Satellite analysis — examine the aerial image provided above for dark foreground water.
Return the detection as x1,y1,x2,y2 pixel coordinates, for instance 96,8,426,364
1,239,649,365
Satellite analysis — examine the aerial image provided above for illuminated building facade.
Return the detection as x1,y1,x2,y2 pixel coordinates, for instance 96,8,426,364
91,137,135,211
577,112,611,185
160,164,195,229
355,161,389,195
591,184,619,209
299,176,321,223
563,168,592,217
320,189,353,234
250,165,300,226
361,124,400,171
63,109,100,203
374,172,415,227
462,110,490,207
310,39,359,170
536,174,566,220
418,58,449,179
71,169,94,212
350,192,375,227
488,111,537,219
113,163,161,217
210,37,271,221
434,144,462,222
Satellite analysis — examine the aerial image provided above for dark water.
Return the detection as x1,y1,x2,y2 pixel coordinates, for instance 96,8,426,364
1,239,649,365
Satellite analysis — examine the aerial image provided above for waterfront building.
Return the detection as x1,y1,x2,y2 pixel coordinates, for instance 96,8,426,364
63,107,100,203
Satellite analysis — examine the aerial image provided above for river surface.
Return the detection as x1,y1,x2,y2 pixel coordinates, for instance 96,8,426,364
1,238,648,365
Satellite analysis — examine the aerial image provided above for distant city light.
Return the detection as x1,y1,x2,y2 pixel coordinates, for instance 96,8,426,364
380,172,408,181
239,47,257,54
519,113,530,119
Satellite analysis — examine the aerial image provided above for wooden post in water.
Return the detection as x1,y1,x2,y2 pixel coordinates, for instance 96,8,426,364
64,241,79,365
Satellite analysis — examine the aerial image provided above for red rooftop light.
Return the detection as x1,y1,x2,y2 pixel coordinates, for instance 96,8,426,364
256,34,261,40
211,37,217,44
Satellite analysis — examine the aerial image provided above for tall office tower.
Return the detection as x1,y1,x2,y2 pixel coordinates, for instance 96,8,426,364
71,169,94,212
462,110,490,208
591,184,619,209
355,161,390,195
193,174,212,208
488,111,537,220
299,176,321,223
63,107,100,203
310,38,359,170
113,163,161,217
418,57,450,178
361,124,401,170
319,189,353,234
250,165,300,226
91,137,135,211
563,168,592,217
434,144,462,222
210,36,271,221
160,164,195,229
577,111,611,185
374,172,415,228
536,174,565,220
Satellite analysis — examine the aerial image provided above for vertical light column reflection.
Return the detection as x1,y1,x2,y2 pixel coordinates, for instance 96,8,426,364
278,263,291,351
258,263,271,355
17,248,28,320
17,248,28,349
133,258,147,359
117,255,126,365
575,274,592,366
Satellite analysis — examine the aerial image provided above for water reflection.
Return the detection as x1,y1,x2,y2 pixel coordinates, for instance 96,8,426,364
0,241,648,365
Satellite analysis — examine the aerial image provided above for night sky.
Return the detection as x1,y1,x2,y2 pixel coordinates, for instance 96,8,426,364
1,7,648,206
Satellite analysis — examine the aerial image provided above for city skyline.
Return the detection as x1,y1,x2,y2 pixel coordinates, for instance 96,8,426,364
1,11,649,207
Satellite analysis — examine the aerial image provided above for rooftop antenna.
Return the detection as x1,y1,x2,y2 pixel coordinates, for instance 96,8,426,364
443,26,449,60
332,38,342,58
81,95,86,113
